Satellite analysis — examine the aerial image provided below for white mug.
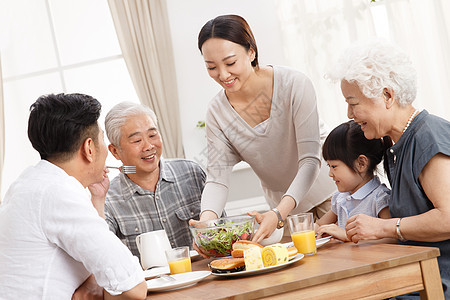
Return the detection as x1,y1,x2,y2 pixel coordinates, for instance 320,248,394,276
136,230,172,270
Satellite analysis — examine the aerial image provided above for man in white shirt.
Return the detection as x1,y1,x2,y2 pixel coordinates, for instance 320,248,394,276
0,93,147,299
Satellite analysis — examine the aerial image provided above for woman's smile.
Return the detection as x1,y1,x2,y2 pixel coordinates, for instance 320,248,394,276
222,78,236,87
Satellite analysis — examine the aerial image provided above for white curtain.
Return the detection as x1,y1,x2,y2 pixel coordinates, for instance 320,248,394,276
276,0,450,129
108,0,184,158
0,54,4,203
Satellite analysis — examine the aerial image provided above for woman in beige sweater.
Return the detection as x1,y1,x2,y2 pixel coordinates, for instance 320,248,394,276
192,14,335,246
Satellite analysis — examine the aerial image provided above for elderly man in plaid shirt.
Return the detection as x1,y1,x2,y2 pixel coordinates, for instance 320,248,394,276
104,102,206,258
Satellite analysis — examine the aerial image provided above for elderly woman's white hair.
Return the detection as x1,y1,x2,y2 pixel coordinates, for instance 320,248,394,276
105,101,158,147
326,39,417,106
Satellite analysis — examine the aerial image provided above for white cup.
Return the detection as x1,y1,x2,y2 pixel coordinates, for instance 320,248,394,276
135,230,172,270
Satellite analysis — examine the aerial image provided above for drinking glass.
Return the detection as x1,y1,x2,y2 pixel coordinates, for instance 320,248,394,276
164,246,192,274
287,213,316,255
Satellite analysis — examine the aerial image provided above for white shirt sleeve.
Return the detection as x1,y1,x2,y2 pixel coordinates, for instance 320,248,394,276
41,177,144,295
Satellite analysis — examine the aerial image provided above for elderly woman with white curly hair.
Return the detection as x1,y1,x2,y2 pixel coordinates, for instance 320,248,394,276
328,39,450,298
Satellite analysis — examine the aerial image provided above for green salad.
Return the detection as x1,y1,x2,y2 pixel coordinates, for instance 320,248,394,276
195,221,253,256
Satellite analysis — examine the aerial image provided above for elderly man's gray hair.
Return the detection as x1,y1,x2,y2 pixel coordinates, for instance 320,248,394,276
105,102,158,147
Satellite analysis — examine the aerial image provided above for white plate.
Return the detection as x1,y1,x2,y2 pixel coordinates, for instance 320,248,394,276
282,235,332,249
144,266,170,279
211,253,304,277
316,236,332,247
146,270,211,292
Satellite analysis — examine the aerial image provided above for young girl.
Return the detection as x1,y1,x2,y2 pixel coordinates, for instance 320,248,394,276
316,121,391,241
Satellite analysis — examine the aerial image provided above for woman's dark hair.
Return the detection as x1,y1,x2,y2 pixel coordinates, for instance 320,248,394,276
28,93,101,162
322,120,392,175
198,14,259,68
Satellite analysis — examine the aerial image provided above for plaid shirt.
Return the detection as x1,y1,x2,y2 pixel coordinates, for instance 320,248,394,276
105,159,205,257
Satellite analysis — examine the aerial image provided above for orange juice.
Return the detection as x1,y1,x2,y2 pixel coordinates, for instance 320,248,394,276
168,257,192,274
291,230,316,255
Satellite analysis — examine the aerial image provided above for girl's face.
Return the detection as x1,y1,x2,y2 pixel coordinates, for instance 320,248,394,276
341,80,389,140
326,160,367,194
201,38,256,93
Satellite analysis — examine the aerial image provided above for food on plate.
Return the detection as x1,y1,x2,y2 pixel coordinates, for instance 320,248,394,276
261,244,288,267
287,246,298,257
209,243,297,274
231,249,244,258
190,215,256,257
244,246,264,271
231,240,263,258
233,240,263,250
209,257,245,273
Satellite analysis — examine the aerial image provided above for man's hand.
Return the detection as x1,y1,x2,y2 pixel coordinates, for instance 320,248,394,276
72,275,103,300
88,167,110,200
88,167,110,218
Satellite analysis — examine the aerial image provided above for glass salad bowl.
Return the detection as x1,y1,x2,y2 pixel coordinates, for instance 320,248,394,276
189,215,256,257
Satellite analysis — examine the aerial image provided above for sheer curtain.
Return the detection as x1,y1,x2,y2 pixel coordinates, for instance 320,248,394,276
276,0,450,129
108,0,184,158
0,55,4,203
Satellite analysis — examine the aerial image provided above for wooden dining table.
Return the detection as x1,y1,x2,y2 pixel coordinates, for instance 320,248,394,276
146,239,444,299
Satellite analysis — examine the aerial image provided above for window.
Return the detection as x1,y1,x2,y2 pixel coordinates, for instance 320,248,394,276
1,0,139,197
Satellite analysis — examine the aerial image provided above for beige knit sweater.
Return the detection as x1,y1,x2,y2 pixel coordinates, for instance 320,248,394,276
201,65,336,216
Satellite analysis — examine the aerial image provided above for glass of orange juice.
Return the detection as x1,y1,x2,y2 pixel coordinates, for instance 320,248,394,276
164,246,192,274
287,213,316,255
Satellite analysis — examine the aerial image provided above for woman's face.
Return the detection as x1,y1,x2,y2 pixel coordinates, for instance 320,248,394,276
201,38,255,93
341,80,388,140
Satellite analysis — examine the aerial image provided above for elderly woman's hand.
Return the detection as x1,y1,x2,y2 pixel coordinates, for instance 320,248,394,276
345,214,387,243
